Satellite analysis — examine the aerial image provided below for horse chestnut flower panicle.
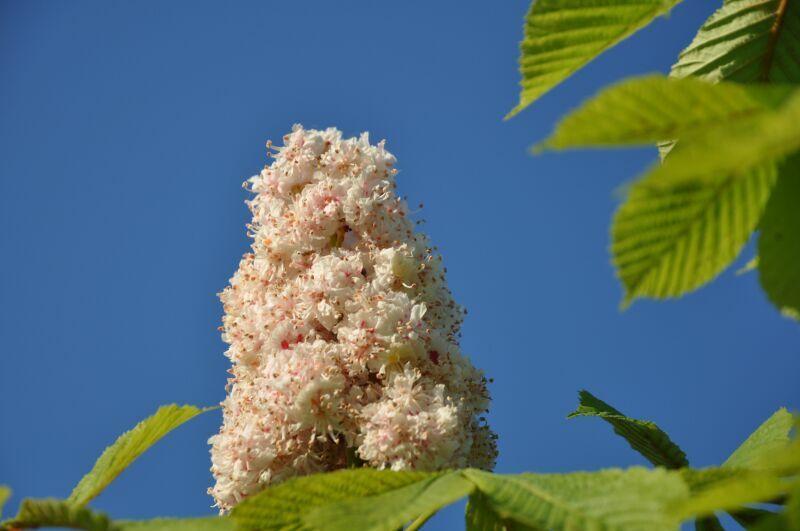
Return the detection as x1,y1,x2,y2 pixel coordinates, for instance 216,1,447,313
209,125,497,510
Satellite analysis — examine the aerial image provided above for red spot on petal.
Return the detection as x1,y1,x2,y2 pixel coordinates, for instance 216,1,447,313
428,350,440,365
280,340,290,350
296,334,304,342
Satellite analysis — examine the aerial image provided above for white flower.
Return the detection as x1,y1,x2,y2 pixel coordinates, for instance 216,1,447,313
209,125,496,511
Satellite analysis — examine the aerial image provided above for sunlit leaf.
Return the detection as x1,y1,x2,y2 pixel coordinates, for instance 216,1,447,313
68,404,213,507
463,467,688,531
671,0,800,83
509,0,682,117
724,408,795,470
539,76,792,150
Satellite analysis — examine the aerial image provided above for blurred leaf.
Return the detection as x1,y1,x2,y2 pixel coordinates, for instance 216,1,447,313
758,158,800,321
568,390,689,468
730,507,778,529
0,487,9,519
463,467,688,531
672,472,793,521
119,518,237,531
466,492,541,531
231,468,462,531
725,408,795,469
509,0,682,117
2,498,115,531
68,404,213,507
671,0,800,83
539,76,792,150
736,256,759,276
694,516,725,531
304,471,473,531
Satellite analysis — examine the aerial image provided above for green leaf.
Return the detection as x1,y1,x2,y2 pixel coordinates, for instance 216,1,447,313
539,76,792,150
119,518,237,531
304,471,474,531
758,158,800,320
463,467,688,531
613,158,778,304
694,516,725,531
568,390,689,468
68,404,213,507
466,492,541,531
729,507,777,529
509,0,682,117
724,408,795,470
671,0,800,83
2,498,115,531
0,487,9,520
231,468,463,531
671,471,794,521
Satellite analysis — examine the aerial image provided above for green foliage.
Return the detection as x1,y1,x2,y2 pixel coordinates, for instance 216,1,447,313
118,518,236,531
538,74,800,304
230,469,448,530
568,390,688,468
1,499,116,531
539,76,792,150
724,408,795,469
0,487,9,519
670,0,800,83
758,159,800,320
509,0,682,117
466,491,539,531
68,404,213,507
463,467,688,530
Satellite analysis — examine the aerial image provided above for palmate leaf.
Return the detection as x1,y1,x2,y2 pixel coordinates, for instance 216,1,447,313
724,408,795,470
758,157,800,320
539,76,792,149
68,404,213,507
463,467,688,531
671,0,800,83
611,91,800,304
509,0,682,117
568,390,689,469
537,77,800,303
230,468,469,531
1,498,115,531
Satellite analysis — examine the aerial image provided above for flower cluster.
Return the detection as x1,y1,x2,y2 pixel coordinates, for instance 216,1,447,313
209,125,496,511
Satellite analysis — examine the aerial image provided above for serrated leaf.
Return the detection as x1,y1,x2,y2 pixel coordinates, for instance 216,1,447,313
231,469,449,531
758,157,800,321
509,0,682,117
568,390,688,468
466,491,541,531
463,467,688,531
119,517,237,531
539,76,792,150
725,408,795,470
671,0,800,83
0,487,9,519
68,404,213,507
614,157,778,304
2,498,115,531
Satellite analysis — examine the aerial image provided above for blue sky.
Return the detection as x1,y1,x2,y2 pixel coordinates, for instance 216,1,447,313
1,1,798,528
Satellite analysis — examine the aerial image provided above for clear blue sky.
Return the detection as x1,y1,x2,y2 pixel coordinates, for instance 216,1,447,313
1,1,797,528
